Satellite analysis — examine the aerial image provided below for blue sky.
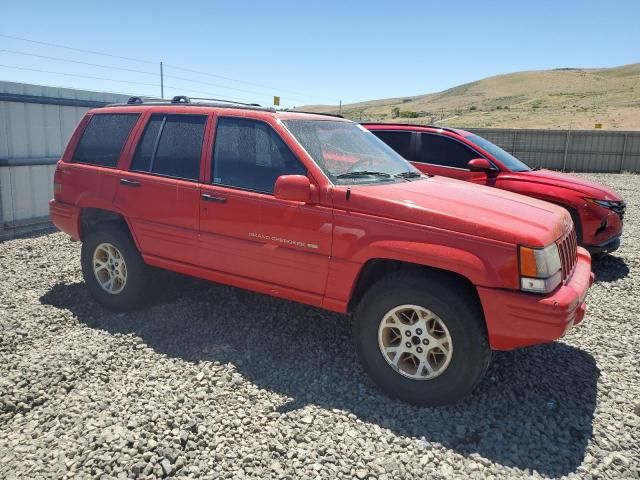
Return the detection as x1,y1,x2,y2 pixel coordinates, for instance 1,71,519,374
1,0,639,108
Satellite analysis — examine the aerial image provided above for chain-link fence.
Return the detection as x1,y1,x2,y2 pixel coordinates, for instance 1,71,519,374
466,128,640,173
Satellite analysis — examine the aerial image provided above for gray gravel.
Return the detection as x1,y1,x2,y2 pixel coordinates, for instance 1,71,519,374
1,173,639,480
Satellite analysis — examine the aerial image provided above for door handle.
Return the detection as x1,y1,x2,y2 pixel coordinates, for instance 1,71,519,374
201,193,226,203
120,178,140,187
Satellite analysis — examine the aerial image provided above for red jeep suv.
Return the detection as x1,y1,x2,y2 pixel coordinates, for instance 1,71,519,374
50,97,593,406
365,124,625,255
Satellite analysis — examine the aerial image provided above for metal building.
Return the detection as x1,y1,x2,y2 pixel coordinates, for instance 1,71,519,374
0,81,128,239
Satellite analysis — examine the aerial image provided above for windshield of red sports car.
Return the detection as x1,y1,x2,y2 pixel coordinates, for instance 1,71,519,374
283,120,422,184
466,133,532,172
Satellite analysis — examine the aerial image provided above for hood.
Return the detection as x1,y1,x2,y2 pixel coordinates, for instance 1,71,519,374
338,176,570,247
507,169,622,201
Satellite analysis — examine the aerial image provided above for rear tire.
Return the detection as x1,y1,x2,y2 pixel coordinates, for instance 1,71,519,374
81,224,152,312
353,271,490,406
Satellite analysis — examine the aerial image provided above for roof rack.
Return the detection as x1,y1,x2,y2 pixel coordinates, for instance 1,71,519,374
284,109,344,119
360,122,459,133
125,96,164,104
106,95,274,112
186,96,262,107
125,95,262,107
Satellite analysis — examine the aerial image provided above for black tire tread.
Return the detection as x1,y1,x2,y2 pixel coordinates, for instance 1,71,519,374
80,222,152,312
353,269,491,406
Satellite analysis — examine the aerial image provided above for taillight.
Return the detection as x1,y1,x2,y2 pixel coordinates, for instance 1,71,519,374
53,164,63,201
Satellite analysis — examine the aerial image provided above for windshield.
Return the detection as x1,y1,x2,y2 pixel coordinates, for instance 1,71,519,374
466,134,531,172
283,120,421,185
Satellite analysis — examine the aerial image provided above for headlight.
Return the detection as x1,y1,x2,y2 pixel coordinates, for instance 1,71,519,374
519,244,562,293
585,198,626,218
586,198,615,209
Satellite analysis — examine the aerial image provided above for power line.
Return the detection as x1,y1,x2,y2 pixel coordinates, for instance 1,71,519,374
163,63,335,103
0,64,161,87
0,49,318,102
0,33,156,65
1,33,336,104
0,64,264,103
0,49,158,76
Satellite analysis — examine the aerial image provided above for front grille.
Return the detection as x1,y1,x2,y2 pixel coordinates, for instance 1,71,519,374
557,226,578,282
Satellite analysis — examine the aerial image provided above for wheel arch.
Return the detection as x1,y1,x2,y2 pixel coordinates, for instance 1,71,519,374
79,207,140,249
550,202,583,244
347,257,484,319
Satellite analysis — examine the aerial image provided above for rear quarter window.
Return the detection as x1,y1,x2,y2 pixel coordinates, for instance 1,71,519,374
72,114,139,167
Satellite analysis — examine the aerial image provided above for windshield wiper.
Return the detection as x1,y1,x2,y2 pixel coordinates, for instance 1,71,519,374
336,170,392,179
395,171,423,180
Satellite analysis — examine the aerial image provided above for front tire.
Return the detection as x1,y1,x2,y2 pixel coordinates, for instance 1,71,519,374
353,271,490,406
81,224,151,312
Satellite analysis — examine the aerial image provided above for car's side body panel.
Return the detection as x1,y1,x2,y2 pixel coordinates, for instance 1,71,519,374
50,105,593,354
364,123,625,252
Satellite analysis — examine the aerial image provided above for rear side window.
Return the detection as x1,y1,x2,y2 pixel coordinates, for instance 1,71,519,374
370,130,414,160
131,114,206,181
418,133,478,169
72,114,139,167
212,117,306,194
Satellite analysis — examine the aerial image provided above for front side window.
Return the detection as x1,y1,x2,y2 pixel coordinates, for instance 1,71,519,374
283,120,420,185
418,133,478,169
465,133,531,172
370,130,415,160
212,117,306,194
131,114,206,181
72,113,139,167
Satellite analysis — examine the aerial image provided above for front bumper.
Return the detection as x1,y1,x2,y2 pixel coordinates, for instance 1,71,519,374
478,247,594,351
584,208,623,251
586,235,621,255
49,199,81,240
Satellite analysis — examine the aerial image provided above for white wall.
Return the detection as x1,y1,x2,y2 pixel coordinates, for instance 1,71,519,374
0,164,56,223
0,81,129,236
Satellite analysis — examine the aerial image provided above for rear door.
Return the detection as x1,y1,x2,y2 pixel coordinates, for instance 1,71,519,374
198,116,332,295
113,113,207,265
413,133,489,184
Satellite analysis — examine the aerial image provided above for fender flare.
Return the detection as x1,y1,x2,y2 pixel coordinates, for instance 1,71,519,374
76,197,142,251
352,240,510,289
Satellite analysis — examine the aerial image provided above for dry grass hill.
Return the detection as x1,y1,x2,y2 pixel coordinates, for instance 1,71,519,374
298,63,640,130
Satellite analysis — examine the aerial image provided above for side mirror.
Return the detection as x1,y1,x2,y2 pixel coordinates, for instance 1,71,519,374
467,158,495,172
274,175,312,203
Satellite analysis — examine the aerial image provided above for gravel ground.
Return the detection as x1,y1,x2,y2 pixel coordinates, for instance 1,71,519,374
1,173,638,480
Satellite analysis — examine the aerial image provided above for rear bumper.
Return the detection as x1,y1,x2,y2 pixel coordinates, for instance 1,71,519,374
478,247,594,351
49,199,81,240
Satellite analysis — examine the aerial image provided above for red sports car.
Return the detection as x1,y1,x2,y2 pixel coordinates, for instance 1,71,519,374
365,123,625,255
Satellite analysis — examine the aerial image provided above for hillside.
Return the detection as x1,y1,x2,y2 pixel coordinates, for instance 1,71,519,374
299,63,640,129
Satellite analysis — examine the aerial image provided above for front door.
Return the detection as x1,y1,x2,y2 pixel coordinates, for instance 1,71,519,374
198,116,332,295
412,132,491,184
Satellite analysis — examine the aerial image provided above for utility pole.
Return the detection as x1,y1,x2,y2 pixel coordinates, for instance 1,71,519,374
339,100,342,115
160,61,164,99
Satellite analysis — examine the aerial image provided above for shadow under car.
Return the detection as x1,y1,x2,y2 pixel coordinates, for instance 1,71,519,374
40,274,599,478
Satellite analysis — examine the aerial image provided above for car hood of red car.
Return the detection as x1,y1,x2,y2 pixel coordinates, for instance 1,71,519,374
340,175,569,247
503,169,622,201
